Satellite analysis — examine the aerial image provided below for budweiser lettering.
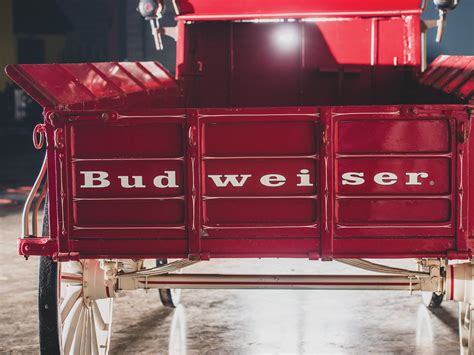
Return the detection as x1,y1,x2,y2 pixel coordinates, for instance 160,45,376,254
80,170,430,188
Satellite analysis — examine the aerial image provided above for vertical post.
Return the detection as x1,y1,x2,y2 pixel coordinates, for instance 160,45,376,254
455,111,470,254
46,112,69,256
186,109,202,259
319,107,334,259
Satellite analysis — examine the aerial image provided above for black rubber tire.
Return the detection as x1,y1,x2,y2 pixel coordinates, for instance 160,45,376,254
38,257,60,355
38,199,61,355
425,292,444,310
156,258,180,308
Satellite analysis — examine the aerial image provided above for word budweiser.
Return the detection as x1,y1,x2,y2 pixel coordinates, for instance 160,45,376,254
80,170,430,188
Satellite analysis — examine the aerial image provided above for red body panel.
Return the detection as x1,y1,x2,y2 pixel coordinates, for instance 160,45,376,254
176,18,421,107
13,105,471,260
175,0,421,20
4,61,179,110
419,56,474,104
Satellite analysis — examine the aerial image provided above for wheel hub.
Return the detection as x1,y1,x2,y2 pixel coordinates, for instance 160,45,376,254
82,260,115,304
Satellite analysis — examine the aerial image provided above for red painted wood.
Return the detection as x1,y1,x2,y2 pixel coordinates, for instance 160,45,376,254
175,0,422,20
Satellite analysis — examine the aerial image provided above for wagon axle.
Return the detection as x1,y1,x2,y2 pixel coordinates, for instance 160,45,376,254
109,258,447,294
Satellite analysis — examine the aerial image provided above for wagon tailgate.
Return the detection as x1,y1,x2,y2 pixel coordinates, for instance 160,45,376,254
330,106,463,257
4,61,179,110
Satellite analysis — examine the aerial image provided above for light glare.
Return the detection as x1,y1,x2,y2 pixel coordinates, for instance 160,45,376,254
273,26,299,50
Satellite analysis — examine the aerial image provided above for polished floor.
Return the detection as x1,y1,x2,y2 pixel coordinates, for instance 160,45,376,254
0,209,461,354
111,259,460,354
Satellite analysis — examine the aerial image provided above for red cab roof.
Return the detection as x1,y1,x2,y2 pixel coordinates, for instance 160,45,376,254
175,0,423,20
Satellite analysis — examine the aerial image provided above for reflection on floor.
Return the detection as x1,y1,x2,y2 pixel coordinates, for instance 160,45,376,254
111,259,460,354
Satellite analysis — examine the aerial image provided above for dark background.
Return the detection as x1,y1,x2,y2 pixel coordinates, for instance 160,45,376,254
0,0,472,189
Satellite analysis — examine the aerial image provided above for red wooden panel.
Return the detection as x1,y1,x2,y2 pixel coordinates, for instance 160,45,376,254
420,56,474,102
337,199,451,223
9,64,95,107
203,159,317,197
332,110,456,243
203,120,318,156
336,158,451,195
315,20,371,65
73,199,185,227
333,238,455,258
118,62,162,89
176,0,422,20
377,18,408,65
72,160,185,198
337,120,450,153
138,62,176,85
92,62,142,93
69,240,188,257
61,63,122,98
71,123,184,159
4,61,178,110
201,239,319,258
204,198,317,226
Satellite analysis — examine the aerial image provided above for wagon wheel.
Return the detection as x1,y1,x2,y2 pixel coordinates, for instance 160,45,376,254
459,302,473,355
156,258,182,308
38,204,113,354
39,258,114,354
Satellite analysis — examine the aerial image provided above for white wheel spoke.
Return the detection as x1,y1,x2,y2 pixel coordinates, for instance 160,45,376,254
55,259,113,355
61,272,83,285
71,307,85,354
84,309,92,354
77,307,88,355
92,301,108,331
62,297,84,354
60,286,82,324
90,308,100,355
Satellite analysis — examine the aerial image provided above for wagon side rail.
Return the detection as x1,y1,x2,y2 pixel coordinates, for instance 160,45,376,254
22,154,48,238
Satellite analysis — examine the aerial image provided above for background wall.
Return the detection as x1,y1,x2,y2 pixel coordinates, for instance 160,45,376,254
422,0,474,62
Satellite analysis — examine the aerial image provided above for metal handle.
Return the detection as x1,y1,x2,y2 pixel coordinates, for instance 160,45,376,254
22,155,48,238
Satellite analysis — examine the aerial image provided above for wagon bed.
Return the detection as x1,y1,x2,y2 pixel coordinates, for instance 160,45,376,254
6,59,473,261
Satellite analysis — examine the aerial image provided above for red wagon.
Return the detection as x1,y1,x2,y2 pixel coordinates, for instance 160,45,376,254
5,0,474,353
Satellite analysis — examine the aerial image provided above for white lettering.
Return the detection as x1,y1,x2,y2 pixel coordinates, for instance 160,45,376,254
208,174,252,187
80,171,110,188
342,172,365,185
118,176,146,188
297,169,313,187
153,171,179,188
405,172,429,185
260,174,286,187
374,172,397,185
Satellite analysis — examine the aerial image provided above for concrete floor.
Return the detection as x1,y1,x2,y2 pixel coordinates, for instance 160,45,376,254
0,208,461,354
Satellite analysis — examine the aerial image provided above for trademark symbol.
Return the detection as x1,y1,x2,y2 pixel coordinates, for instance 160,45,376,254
429,180,435,186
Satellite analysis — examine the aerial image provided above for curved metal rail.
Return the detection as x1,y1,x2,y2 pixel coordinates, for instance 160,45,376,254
22,155,48,238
